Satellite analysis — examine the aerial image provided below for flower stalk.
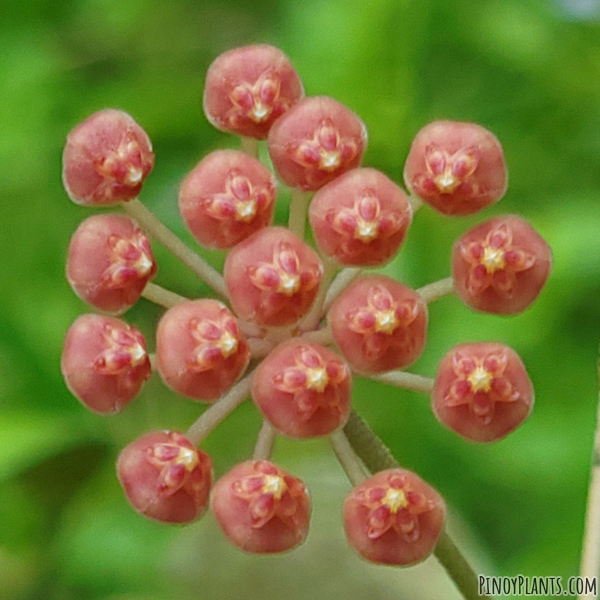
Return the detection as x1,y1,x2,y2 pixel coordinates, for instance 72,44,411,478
142,282,187,309
369,370,435,394
186,372,254,445
122,199,227,297
418,276,455,304
253,420,277,460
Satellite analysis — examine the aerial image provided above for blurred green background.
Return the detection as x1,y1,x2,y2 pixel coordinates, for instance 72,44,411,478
2,0,600,598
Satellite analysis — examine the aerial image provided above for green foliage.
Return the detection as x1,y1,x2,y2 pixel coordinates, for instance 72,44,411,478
1,0,599,598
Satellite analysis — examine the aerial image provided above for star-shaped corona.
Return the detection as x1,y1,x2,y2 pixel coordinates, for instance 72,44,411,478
416,144,480,196
356,473,436,541
227,70,286,126
272,344,349,419
291,117,359,174
348,284,417,339
231,461,306,529
248,241,308,297
330,193,400,244
188,309,242,371
93,320,148,375
146,432,205,497
203,170,265,223
102,227,156,291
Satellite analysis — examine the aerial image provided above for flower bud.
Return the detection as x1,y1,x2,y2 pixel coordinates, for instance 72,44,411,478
310,168,412,266
268,96,367,191
63,109,154,206
117,431,212,524
66,214,157,314
452,215,552,315
179,150,277,249
344,469,446,565
224,227,323,326
329,276,428,373
156,299,250,402
203,44,304,140
62,314,151,414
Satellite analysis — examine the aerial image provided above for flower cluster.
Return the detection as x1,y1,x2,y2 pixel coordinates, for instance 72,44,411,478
60,44,551,568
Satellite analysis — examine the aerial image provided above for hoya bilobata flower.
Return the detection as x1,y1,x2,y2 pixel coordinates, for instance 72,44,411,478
404,120,507,216
452,215,552,315
211,460,311,553
252,340,352,438
432,342,534,442
310,168,412,266
66,214,157,314
329,276,428,373
224,227,323,327
344,469,446,566
63,109,154,206
62,314,151,414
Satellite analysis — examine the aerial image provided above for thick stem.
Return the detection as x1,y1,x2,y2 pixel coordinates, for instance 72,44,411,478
122,199,227,297
253,420,277,460
288,190,312,238
185,372,254,445
369,370,435,394
418,277,455,304
142,282,187,309
299,257,337,331
323,267,362,313
435,531,491,600
240,137,260,159
343,410,399,473
579,358,600,599
343,410,492,600
330,430,368,485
